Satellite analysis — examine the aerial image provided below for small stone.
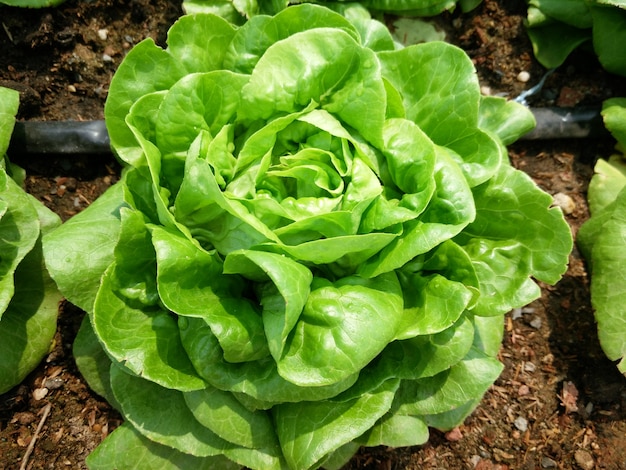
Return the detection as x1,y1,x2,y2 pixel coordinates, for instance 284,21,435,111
33,387,49,400
524,362,536,373
511,308,523,320
97,28,108,40
530,317,542,329
102,54,113,63
480,85,492,96
67,84,76,93
552,192,576,215
445,426,463,441
574,449,594,470
514,416,528,432
44,376,64,390
517,71,531,83
518,384,530,396
541,456,557,468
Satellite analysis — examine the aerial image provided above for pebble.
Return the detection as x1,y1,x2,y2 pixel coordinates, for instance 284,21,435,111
445,427,463,441
67,84,76,93
514,416,528,432
524,361,536,373
44,376,64,390
574,449,594,470
97,28,108,40
552,192,576,215
480,85,492,96
541,456,557,468
511,308,523,320
517,71,531,83
102,54,113,63
32,387,49,400
530,317,542,329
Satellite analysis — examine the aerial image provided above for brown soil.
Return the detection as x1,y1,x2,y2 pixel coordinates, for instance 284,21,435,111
1,1,625,469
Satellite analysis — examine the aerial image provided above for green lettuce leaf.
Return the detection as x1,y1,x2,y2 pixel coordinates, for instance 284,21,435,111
578,98,626,375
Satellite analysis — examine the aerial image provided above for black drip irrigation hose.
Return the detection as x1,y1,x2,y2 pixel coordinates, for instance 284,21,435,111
7,107,609,156
9,120,110,155
522,107,607,140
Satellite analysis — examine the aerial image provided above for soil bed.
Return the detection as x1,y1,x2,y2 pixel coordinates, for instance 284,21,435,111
1,1,625,469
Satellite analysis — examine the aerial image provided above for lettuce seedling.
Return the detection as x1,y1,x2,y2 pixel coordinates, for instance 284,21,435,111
526,0,626,76
43,6,571,469
0,86,62,394
578,98,626,376
182,0,483,22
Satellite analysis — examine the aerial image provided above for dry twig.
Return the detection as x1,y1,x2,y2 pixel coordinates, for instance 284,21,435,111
19,403,52,470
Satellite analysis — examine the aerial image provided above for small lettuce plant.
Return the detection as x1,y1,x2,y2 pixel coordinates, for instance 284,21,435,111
182,0,483,22
525,0,626,76
578,98,626,376
0,86,62,394
43,6,571,469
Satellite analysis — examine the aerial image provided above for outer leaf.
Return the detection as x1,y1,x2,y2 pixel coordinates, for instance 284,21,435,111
579,154,626,375
524,9,590,69
0,200,61,394
462,238,541,317
478,96,536,146
277,272,403,386
362,413,429,447
581,187,626,374
86,422,240,470
584,157,626,219
179,316,359,403
471,315,504,358
361,0,457,15
43,181,124,313
73,315,119,408
0,171,40,316
373,315,475,381
528,0,592,28
109,366,287,469
379,42,479,140
184,386,278,449
392,347,503,417
422,397,481,430
273,378,399,470
591,5,626,77
460,164,572,285
93,264,206,391
602,97,626,148
0,87,19,157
